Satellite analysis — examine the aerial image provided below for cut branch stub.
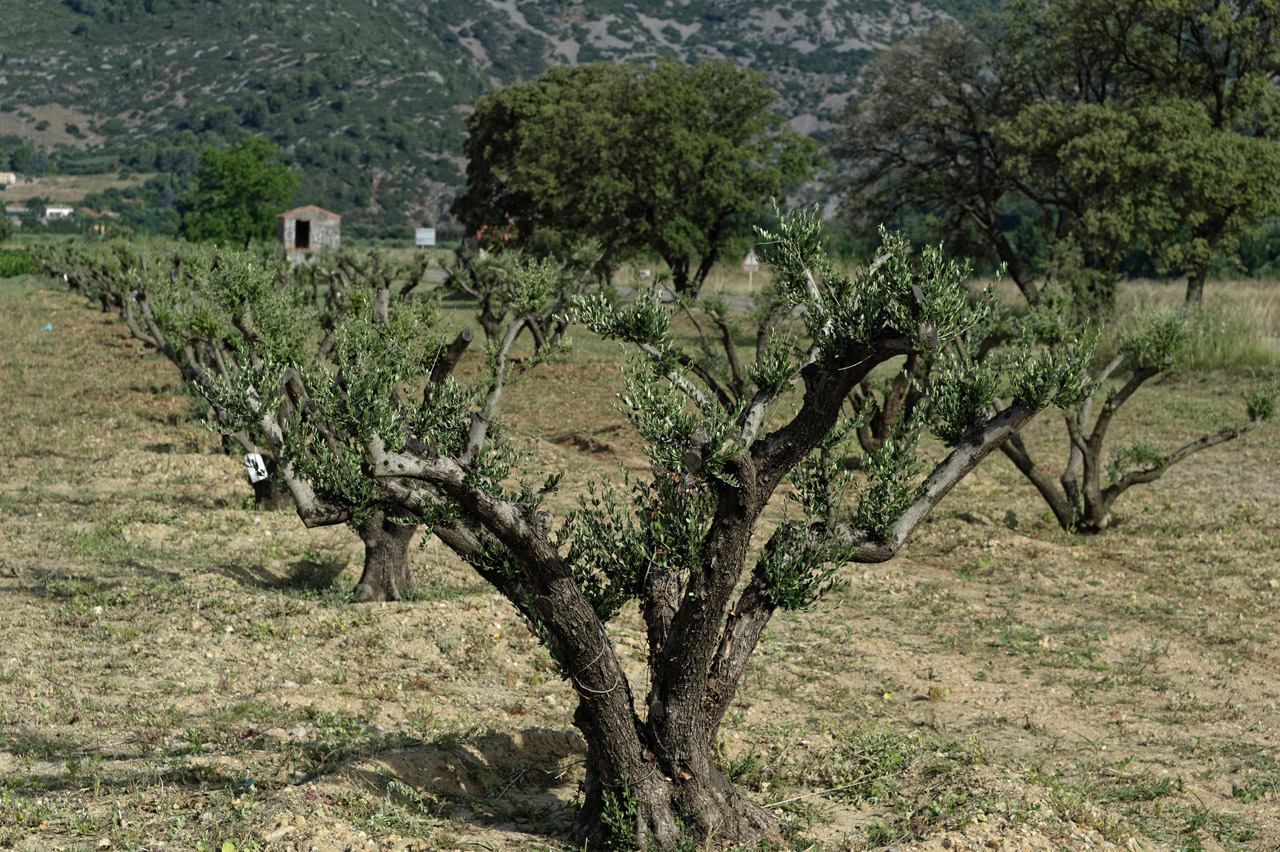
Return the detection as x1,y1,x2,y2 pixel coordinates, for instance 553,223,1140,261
681,427,711,472
372,288,391,326
428,327,475,388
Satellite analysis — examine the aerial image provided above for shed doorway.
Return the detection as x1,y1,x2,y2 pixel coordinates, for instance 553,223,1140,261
296,220,311,249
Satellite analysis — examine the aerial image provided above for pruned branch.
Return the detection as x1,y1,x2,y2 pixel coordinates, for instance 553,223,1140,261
1102,416,1266,505
843,400,1043,562
637,342,716,413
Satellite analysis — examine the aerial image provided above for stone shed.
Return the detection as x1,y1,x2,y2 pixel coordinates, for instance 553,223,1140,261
278,205,341,261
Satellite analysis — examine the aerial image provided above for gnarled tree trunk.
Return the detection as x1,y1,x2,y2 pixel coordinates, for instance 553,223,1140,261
353,510,416,602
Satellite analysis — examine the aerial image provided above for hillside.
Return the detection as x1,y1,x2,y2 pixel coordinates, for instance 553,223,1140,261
1,0,977,234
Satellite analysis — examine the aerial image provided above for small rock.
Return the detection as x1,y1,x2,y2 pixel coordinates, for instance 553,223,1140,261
262,825,294,842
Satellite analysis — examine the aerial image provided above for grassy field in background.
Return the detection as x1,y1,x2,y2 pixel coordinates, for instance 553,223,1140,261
0,173,154,205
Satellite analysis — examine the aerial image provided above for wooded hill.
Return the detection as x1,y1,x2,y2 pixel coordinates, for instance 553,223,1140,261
0,0,984,235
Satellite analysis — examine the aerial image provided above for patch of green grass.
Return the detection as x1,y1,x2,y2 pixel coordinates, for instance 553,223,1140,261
0,781,52,845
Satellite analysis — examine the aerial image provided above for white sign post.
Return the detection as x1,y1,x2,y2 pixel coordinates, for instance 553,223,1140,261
415,228,437,247
742,249,761,289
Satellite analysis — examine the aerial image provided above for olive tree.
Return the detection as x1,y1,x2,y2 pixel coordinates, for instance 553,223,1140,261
35,239,463,600
337,212,1086,848
1000,298,1276,531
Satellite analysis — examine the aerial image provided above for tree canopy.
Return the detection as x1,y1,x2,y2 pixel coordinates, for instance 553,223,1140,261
452,59,817,294
178,137,300,247
834,0,1280,308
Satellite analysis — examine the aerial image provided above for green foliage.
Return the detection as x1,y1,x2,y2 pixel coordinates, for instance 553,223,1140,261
1008,343,1094,410
929,352,1000,447
454,59,816,293
756,213,978,353
763,435,858,610
1118,312,1187,370
178,138,299,247
1108,439,1167,480
559,482,645,622
747,330,795,397
836,0,1280,306
853,435,923,539
598,775,639,852
0,249,37,278
1245,388,1277,422
575,290,675,353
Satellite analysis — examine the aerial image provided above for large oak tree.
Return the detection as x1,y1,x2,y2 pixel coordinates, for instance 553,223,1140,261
452,59,817,295
835,0,1280,309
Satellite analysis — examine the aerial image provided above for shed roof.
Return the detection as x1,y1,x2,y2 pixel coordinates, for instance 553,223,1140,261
278,205,342,219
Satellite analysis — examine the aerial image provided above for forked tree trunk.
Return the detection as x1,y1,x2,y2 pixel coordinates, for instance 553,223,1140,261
352,511,416,602
563,489,788,850
573,744,780,851
566,645,784,851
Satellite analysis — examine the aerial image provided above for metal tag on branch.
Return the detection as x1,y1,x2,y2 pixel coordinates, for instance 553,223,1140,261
242,453,269,483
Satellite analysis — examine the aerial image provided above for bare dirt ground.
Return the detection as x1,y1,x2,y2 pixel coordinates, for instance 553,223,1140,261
1,275,1278,852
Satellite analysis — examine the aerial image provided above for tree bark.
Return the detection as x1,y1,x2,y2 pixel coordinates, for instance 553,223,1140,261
352,510,416,602
1185,259,1208,308
571,719,783,851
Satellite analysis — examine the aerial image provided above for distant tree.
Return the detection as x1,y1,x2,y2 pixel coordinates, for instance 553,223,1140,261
9,145,35,174
834,0,1280,309
832,23,1043,303
996,0,1280,307
453,59,816,294
178,137,299,247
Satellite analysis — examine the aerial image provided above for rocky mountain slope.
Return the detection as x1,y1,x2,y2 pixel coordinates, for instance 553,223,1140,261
1,0,982,231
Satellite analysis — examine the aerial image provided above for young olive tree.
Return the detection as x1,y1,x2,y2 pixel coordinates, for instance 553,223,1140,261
1000,298,1276,531
357,211,1087,849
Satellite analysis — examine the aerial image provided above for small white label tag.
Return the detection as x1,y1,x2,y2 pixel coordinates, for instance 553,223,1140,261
243,453,269,483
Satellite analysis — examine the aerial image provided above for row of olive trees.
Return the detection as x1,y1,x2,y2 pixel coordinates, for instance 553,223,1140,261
180,212,1093,847
39,214,1091,848
36,215,1273,848
33,241,485,600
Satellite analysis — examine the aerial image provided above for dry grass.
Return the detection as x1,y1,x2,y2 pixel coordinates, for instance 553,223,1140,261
0,104,103,150
0,173,154,205
1110,277,1280,371
0,268,1277,852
